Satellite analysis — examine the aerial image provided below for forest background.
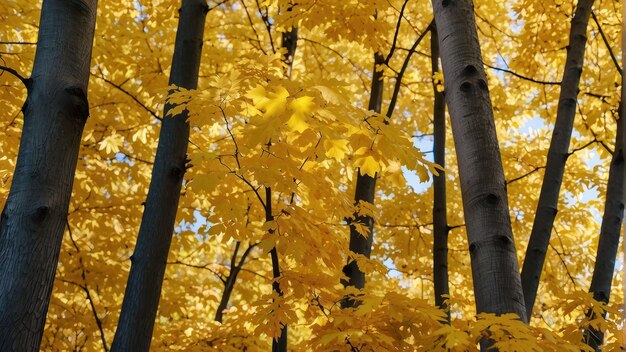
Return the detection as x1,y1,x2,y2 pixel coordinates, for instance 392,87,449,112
0,0,624,351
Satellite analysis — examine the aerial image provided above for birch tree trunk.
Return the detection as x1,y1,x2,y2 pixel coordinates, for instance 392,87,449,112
431,0,527,322
520,0,594,320
0,1,97,350
431,24,450,321
111,1,207,350
583,99,625,351
341,53,384,307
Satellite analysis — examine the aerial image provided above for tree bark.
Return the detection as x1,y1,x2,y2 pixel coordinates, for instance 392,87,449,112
431,0,527,323
520,0,594,321
0,0,97,350
110,1,208,351
341,53,385,308
582,99,625,351
430,24,450,321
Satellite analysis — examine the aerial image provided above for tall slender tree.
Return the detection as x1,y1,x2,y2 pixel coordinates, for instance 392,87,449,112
111,1,208,350
431,0,527,322
341,15,432,306
0,0,98,350
520,0,594,320
341,52,384,307
430,24,449,321
583,98,624,350
269,21,298,352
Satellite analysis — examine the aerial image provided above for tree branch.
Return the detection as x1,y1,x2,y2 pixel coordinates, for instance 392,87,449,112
92,70,161,121
383,0,410,64
0,65,29,88
66,222,109,352
590,11,622,75
484,63,560,85
386,20,434,118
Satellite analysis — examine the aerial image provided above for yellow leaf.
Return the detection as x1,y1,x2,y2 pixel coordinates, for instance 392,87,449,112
323,139,349,160
354,155,380,177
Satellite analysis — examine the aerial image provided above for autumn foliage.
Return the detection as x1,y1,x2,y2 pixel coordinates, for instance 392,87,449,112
0,0,623,351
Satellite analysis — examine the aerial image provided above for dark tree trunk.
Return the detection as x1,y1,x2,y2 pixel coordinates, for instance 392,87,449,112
213,241,255,323
215,277,236,323
520,0,594,321
341,53,384,308
266,188,287,352
0,0,97,350
431,0,527,323
111,1,208,351
268,24,298,352
430,24,450,321
583,99,625,351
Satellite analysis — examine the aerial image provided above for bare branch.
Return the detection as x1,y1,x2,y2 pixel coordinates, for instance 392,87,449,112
386,20,434,118
384,0,410,64
484,63,560,85
590,11,622,75
0,65,29,88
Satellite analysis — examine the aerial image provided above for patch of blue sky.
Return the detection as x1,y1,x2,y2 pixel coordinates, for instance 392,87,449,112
403,135,434,194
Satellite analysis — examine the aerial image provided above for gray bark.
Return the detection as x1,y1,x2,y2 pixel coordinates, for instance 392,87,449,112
0,0,97,350
341,53,384,308
520,0,594,321
583,99,625,351
431,0,527,322
430,25,450,321
110,1,208,351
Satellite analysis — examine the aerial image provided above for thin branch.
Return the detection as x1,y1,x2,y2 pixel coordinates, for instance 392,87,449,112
229,241,241,271
384,0,410,64
548,242,576,286
484,63,560,85
92,70,161,121
208,0,230,12
0,41,37,45
506,165,545,185
255,0,276,53
167,260,227,283
0,65,29,87
590,11,622,75
222,111,241,169
66,222,109,352
386,20,434,118
116,151,154,165
240,0,267,55
568,139,596,157
299,37,363,74
236,243,258,269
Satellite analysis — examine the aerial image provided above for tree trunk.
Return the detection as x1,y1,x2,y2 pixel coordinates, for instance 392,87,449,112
431,0,527,323
215,269,240,323
583,99,625,351
341,53,385,308
430,24,450,321
0,0,97,350
268,24,298,352
111,1,207,351
520,0,594,321
214,241,255,323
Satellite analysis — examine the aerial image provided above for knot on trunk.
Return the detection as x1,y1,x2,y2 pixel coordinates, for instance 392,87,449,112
64,86,89,122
